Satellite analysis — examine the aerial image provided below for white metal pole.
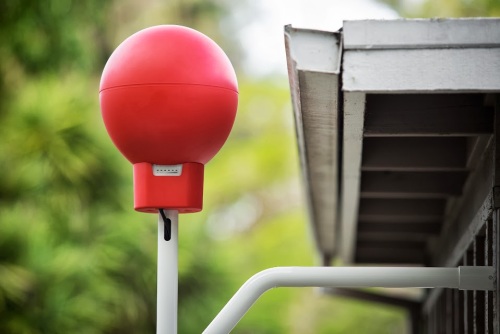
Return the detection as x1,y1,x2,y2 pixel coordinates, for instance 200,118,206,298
203,266,494,334
157,210,179,334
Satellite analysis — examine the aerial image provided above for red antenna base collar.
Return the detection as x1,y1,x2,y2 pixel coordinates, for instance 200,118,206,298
133,162,204,213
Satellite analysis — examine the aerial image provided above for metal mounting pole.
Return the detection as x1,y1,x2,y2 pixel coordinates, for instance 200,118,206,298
203,266,495,334
157,210,179,334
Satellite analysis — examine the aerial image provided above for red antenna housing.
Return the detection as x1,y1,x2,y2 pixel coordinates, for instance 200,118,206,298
99,25,238,213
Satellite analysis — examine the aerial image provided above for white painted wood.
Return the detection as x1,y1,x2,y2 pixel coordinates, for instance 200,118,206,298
344,18,500,50
285,27,308,211
285,19,500,267
285,25,341,74
300,70,338,254
285,25,341,258
341,92,366,264
343,48,500,92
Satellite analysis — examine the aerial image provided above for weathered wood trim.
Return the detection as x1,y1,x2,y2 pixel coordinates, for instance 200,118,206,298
474,236,487,333
285,25,341,74
494,210,499,333
494,96,500,208
433,192,493,268
486,219,494,333
494,95,500,332
299,70,339,254
340,92,366,263
465,250,474,334
343,48,500,93
343,19,500,50
424,95,500,331
285,25,342,257
431,140,494,267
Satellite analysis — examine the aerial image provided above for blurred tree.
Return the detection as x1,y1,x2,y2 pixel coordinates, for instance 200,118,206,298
0,0,240,333
0,1,108,73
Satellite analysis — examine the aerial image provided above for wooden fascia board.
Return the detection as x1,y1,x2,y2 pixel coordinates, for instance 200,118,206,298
343,18,500,50
285,25,341,257
342,48,500,93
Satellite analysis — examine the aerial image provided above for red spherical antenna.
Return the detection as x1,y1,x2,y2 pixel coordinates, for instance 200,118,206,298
99,25,238,213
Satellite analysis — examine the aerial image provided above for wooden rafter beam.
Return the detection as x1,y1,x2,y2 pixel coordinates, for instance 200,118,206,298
362,137,467,172
360,171,468,198
359,198,446,216
358,222,442,234
355,247,426,264
364,94,493,136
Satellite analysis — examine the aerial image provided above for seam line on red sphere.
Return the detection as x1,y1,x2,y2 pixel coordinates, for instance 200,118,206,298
99,82,238,94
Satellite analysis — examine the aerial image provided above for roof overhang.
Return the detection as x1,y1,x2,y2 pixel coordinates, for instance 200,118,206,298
285,18,500,265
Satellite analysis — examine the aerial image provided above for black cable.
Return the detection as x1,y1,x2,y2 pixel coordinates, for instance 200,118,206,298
159,209,171,241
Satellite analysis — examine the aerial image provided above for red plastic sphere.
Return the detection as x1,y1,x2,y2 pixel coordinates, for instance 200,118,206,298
99,25,238,165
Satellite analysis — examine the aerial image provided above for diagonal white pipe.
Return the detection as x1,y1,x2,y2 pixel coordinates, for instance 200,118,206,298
203,266,494,334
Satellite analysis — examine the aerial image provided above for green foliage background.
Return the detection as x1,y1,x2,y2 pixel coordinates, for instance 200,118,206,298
4,0,496,333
